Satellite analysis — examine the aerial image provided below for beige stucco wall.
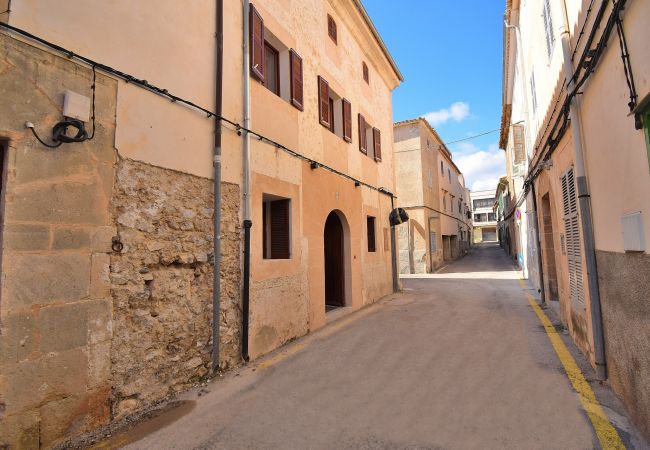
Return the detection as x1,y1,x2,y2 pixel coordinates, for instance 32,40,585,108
223,0,401,357
6,0,245,183
578,0,650,252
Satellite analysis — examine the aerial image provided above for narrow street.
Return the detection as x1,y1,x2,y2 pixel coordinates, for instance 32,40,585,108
97,244,643,450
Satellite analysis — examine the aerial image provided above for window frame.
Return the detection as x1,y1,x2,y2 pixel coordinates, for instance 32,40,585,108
263,41,281,97
327,14,337,44
367,216,376,252
262,196,292,260
542,0,555,60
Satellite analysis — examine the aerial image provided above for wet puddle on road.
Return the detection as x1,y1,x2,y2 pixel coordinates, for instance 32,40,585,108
90,400,196,449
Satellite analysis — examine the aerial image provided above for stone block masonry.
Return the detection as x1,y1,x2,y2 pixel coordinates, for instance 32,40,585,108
0,34,117,448
0,34,243,448
110,159,241,419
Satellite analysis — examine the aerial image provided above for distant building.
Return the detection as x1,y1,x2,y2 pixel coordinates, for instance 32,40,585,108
495,176,516,258
394,118,472,273
471,190,498,243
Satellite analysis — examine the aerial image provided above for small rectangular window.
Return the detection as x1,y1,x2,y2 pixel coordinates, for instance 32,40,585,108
328,98,336,134
367,216,376,252
327,14,337,44
358,113,367,154
530,72,538,113
373,128,382,162
263,195,291,259
342,99,352,142
513,124,526,162
543,0,555,59
362,62,369,84
318,76,330,128
264,42,280,96
440,160,444,174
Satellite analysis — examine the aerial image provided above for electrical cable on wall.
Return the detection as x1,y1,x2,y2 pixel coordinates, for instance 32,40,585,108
0,22,394,198
25,65,97,148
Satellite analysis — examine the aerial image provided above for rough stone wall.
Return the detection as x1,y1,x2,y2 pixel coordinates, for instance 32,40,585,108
597,250,650,441
110,159,241,418
0,35,116,448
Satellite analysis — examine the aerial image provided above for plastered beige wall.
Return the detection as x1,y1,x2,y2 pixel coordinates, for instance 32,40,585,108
8,0,243,183
230,0,401,354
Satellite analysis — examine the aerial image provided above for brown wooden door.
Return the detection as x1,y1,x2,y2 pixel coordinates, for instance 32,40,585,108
324,212,345,308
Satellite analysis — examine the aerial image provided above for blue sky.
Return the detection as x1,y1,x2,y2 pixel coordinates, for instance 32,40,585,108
364,0,505,191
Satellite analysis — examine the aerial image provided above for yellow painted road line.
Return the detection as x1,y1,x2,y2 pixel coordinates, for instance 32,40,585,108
524,292,625,449
257,343,307,370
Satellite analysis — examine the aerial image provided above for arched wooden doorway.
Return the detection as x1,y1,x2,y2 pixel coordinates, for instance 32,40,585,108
324,211,345,311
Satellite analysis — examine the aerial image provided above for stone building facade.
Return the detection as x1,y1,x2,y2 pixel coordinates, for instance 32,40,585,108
0,27,241,450
0,0,401,446
394,118,472,274
500,0,650,440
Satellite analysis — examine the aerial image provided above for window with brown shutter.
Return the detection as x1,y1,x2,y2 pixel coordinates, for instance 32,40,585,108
362,62,369,84
289,49,304,110
327,15,337,44
373,128,382,162
342,99,352,142
264,42,280,96
318,76,330,128
367,216,376,252
250,4,265,82
358,114,367,154
513,124,526,162
263,195,291,259
328,98,335,134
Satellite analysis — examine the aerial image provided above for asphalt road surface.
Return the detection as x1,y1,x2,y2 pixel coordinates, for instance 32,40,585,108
110,243,646,450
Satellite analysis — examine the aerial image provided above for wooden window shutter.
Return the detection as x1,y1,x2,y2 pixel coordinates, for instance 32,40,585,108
289,49,304,110
327,15,337,44
250,4,265,82
318,76,330,128
342,99,352,142
513,124,526,162
373,127,382,161
358,114,367,154
561,168,584,306
262,201,268,259
270,199,290,259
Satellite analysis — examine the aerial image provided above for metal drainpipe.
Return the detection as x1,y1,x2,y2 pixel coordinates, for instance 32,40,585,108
529,182,546,306
389,195,399,293
241,0,252,362
211,0,224,372
560,1,606,380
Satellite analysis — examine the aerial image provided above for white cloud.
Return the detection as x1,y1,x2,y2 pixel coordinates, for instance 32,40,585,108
452,143,505,192
423,102,470,126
